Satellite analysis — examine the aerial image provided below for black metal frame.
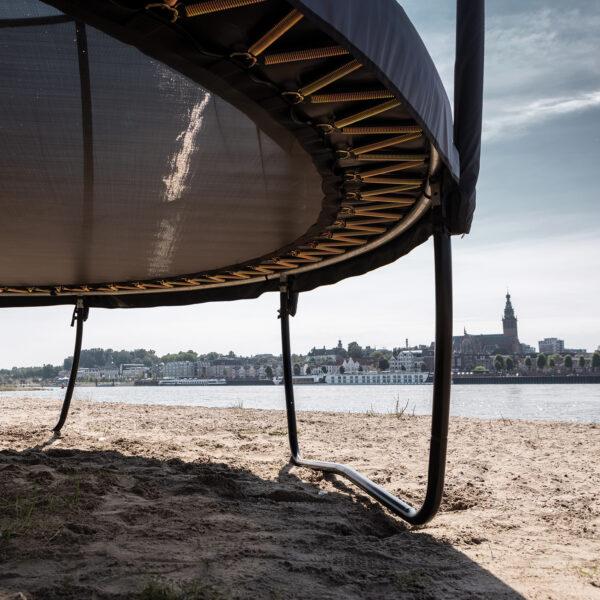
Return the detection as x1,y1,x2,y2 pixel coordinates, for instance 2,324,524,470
278,227,452,525
52,298,88,435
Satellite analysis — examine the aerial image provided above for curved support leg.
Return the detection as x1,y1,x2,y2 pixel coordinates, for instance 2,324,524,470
52,298,89,435
279,229,452,525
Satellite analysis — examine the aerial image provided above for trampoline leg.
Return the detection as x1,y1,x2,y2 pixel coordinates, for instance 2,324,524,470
278,229,452,525
52,298,89,435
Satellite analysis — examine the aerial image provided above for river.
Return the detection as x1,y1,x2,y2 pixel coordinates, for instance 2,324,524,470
2,384,599,423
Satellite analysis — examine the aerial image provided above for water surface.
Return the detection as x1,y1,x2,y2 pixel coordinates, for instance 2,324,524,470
2,384,599,423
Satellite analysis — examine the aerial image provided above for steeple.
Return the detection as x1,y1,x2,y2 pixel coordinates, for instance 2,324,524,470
502,291,519,346
504,292,515,320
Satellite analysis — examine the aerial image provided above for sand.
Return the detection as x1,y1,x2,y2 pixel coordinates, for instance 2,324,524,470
0,395,599,600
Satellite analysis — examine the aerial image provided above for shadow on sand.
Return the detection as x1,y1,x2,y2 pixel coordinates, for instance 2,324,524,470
0,446,524,599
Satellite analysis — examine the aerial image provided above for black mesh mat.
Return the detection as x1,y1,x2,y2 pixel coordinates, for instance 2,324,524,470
0,10,323,287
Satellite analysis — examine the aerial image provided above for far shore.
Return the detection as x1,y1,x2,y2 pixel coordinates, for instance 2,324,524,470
1,395,599,599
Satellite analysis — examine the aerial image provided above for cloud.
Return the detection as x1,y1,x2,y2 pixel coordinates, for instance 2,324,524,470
483,89,600,141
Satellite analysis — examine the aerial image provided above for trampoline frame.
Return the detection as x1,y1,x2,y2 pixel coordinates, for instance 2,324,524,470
278,206,452,525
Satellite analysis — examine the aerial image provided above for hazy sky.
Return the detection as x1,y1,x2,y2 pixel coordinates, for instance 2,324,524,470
1,0,599,368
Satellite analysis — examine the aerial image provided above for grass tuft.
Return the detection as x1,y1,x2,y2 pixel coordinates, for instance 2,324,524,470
138,578,228,600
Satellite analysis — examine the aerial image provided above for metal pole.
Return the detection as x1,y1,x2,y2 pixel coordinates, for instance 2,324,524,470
279,281,300,459
52,298,88,434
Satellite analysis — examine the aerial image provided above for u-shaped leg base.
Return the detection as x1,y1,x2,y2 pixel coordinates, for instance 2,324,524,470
279,230,452,525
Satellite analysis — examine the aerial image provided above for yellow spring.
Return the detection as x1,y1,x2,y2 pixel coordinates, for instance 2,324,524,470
185,0,265,17
359,161,426,178
248,9,303,57
362,184,421,197
299,59,362,97
334,99,401,129
264,46,348,65
353,152,428,162
341,125,422,135
309,90,394,104
352,133,422,156
362,177,423,185
357,195,416,205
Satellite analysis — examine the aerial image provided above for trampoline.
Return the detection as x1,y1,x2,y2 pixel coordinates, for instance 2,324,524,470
0,0,484,524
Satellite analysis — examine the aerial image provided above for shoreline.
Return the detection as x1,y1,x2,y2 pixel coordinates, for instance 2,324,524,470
1,396,599,599
3,391,599,426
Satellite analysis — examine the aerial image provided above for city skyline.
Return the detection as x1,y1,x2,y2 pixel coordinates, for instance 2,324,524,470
0,0,598,367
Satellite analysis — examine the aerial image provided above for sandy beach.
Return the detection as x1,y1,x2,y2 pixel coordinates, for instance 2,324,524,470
0,395,599,599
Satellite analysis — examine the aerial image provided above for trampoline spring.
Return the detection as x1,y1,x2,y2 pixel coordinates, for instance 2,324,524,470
313,245,346,254
328,235,368,245
361,177,423,185
361,184,421,197
351,209,403,220
346,202,409,212
253,265,277,274
359,161,425,178
356,195,416,205
351,153,428,162
308,90,394,104
334,99,401,129
247,9,303,58
360,181,422,198
291,252,323,262
340,125,423,135
263,45,348,65
352,133,422,156
184,0,266,18
298,59,362,98
332,220,387,234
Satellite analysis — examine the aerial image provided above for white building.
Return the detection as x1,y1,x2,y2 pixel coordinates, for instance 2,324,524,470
164,361,196,378
120,363,147,378
340,357,360,374
325,371,427,385
538,338,565,354
390,350,423,372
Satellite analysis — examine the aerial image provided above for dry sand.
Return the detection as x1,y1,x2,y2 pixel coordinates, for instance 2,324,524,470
0,395,599,599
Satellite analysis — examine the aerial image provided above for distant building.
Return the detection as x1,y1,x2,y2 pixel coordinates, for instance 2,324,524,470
308,340,346,363
340,357,360,374
390,350,423,372
538,338,565,354
452,293,528,371
120,363,147,378
325,371,427,385
164,361,196,378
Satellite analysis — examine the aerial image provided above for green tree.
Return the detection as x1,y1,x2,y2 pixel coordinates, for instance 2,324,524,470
321,366,327,374
578,355,586,370
339,365,345,374
378,358,389,371
161,350,198,363
494,354,505,372
347,341,364,360
536,353,547,370
293,364,301,376
592,352,600,371
525,356,532,371
505,356,514,372
564,355,573,370
548,357,555,368
265,366,273,379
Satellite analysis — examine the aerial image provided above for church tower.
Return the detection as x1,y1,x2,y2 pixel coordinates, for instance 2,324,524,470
502,292,519,350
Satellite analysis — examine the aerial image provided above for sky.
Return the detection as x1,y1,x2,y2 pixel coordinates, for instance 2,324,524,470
1,0,599,368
